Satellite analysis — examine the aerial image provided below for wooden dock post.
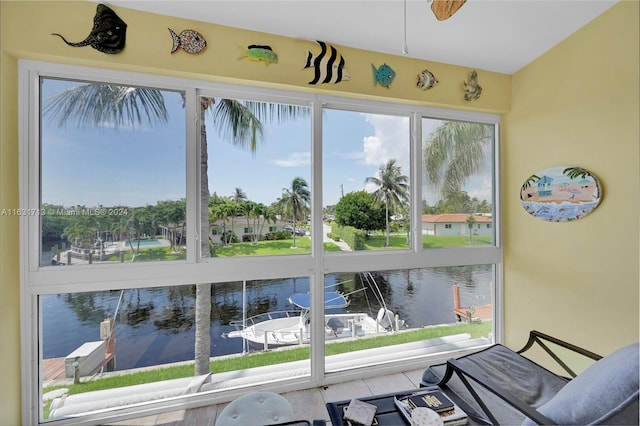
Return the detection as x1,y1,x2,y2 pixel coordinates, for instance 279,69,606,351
452,283,493,322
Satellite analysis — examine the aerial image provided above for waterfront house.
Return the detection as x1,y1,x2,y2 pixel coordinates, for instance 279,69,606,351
421,214,492,237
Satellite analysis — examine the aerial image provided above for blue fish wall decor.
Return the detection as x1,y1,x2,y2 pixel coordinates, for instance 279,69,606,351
169,29,207,54
304,41,350,84
417,69,439,91
372,63,396,88
52,4,127,54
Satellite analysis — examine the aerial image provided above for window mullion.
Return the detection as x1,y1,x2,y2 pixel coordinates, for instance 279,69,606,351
310,98,325,383
186,88,198,263
411,112,422,253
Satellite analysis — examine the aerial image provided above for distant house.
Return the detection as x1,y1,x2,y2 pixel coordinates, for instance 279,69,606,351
209,216,290,244
421,214,493,236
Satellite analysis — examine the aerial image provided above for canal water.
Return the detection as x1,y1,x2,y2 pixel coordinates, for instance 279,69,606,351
42,266,492,370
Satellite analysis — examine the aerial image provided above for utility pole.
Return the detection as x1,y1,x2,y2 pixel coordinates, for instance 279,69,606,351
339,184,344,198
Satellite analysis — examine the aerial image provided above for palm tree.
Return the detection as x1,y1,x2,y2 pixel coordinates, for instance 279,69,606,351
44,83,306,376
279,177,310,248
563,167,592,180
231,187,248,204
423,121,492,197
466,215,477,242
364,159,409,246
229,188,246,244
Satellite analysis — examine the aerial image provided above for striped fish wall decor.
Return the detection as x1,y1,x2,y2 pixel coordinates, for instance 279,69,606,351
304,40,351,85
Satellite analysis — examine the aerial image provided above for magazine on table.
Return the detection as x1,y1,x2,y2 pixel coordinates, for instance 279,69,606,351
394,389,468,426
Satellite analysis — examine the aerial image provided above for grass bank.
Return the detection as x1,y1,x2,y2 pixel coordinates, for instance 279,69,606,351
44,322,491,396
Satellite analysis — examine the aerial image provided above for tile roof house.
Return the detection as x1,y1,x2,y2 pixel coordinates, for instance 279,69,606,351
422,214,492,236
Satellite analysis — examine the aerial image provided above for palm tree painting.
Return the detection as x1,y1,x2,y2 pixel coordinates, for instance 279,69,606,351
364,159,409,246
43,82,307,376
519,165,602,222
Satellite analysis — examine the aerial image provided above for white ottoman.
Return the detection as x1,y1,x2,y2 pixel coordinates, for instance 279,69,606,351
215,391,294,426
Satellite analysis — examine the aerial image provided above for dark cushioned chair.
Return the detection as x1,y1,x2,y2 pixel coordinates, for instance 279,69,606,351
421,330,639,425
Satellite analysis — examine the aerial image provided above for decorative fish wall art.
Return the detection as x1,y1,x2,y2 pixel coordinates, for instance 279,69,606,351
304,41,350,84
372,63,396,88
51,4,127,54
463,69,482,101
240,45,278,64
417,69,439,90
169,28,207,54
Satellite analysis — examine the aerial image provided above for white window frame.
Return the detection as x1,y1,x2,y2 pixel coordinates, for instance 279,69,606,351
19,60,502,425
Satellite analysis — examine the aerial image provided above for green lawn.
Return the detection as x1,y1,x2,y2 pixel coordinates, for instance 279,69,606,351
213,234,491,256
102,233,492,260
214,237,342,257
422,234,492,248
106,246,186,262
43,321,491,399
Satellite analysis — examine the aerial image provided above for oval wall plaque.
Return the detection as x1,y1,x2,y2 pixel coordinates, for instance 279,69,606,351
520,166,602,222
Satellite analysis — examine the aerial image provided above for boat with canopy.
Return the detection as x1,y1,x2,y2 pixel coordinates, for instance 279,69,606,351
224,273,404,349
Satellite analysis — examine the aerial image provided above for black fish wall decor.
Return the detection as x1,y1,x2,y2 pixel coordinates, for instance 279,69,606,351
304,41,350,85
52,4,127,54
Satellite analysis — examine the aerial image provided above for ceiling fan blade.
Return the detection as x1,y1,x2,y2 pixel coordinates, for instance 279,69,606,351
431,0,467,21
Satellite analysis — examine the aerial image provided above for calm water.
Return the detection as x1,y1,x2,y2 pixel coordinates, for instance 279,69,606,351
42,266,492,370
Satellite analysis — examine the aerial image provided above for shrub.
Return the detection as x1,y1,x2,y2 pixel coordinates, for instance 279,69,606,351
331,223,365,250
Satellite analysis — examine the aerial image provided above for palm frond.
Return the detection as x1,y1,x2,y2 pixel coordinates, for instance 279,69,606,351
43,84,169,129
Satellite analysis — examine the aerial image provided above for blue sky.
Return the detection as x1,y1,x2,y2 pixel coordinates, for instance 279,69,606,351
41,79,491,209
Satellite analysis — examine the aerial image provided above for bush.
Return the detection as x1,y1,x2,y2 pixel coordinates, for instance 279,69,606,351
331,223,365,250
221,231,239,244
264,231,291,241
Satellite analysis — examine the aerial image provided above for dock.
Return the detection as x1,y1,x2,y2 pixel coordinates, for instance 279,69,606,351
43,317,116,384
452,284,493,322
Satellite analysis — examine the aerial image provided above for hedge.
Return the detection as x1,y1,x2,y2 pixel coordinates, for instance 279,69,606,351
330,223,366,250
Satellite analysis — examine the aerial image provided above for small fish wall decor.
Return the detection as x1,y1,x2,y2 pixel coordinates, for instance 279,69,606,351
169,28,206,54
304,41,350,84
52,4,127,54
463,69,482,101
372,63,396,88
417,69,439,91
240,44,278,64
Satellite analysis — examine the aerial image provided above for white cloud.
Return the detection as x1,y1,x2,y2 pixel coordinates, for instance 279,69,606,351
361,114,410,173
272,151,310,167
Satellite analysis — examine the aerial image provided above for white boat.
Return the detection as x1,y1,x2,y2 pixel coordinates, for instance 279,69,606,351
225,285,403,349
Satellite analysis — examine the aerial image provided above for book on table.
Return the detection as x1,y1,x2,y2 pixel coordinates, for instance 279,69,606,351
394,389,468,426
406,390,455,413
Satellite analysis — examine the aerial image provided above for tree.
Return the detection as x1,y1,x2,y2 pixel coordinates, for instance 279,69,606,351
364,159,409,246
44,83,306,376
334,190,385,232
424,121,492,197
229,188,247,243
466,215,477,242
279,177,310,248
155,199,186,251
231,187,247,204
241,201,276,245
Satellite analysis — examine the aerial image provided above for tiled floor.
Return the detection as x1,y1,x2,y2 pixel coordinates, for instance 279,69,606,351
115,368,425,425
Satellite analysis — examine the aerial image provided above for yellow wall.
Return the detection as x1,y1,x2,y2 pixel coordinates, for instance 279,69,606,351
1,0,637,423
502,1,639,354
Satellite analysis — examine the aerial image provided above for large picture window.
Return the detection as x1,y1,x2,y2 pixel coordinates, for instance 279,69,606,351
20,62,500,424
